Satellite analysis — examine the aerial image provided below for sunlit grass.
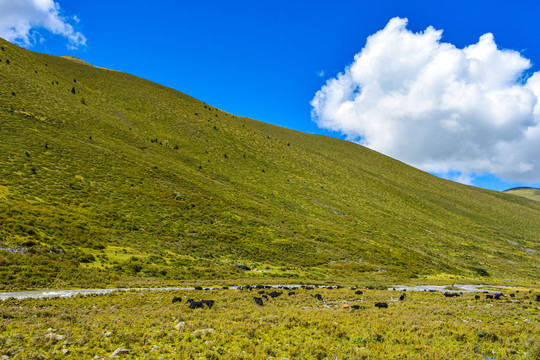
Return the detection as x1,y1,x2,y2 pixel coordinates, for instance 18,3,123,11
0,287,538,359
0,36,539,290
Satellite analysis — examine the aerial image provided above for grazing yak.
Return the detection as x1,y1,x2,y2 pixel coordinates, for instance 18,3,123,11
399,293,406,301
188,300,204,309
254,297,263,306
172,297,182,304
375,302,388,309
268,291,282,298
203,300,215,309
443,292,460,298
355,290,364,295
475,295,480,300
486,294,494,299
188,299,215,309
313,294,323,301
288,292,296,296
351,305,361,310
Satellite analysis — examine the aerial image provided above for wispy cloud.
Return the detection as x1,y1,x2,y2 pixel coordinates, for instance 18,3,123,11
311,17,540,184
0,0,86,49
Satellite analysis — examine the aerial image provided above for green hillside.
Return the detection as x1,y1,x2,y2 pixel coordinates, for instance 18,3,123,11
503,187,540,202
1,38,539,290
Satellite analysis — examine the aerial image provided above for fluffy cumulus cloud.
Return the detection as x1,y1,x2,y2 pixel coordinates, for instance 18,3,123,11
311,17,540,184
0,0,85,49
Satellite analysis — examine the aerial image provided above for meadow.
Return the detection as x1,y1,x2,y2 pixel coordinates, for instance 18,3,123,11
0,285,538,359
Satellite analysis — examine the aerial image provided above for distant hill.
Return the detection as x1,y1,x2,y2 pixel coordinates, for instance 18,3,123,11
0,37,539,289
503,187,540,202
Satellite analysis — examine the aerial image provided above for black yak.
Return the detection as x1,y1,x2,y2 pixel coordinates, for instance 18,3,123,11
268,291,282,298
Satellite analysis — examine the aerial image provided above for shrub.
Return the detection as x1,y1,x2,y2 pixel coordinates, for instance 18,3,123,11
79,254,96,263
470,267,489,277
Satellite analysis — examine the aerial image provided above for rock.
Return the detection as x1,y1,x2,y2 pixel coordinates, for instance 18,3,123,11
109,348,130,357
62,349,69,355
174,321,186,330
45,333,64,341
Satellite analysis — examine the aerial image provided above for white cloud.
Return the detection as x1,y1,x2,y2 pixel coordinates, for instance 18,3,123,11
311,17,540,184
0,0,86,49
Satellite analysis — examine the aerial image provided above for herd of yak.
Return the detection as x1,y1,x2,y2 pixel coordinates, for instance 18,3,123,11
171,285,540,310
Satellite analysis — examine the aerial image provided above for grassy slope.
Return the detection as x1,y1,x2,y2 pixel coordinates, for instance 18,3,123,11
0,38,539,289
503,187,540,202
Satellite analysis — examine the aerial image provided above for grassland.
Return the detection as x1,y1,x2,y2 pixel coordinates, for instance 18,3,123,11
1,286,539,359
0,36,539,289
503,188,540,202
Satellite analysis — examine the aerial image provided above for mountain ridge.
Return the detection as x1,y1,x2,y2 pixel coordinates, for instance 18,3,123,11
1,37,539,289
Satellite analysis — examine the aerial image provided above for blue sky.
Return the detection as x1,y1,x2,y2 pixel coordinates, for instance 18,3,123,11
2,0,540,191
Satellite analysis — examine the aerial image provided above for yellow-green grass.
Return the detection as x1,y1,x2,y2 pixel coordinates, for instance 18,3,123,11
503,187,540,202
0,287,538,359
0,36,539,289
